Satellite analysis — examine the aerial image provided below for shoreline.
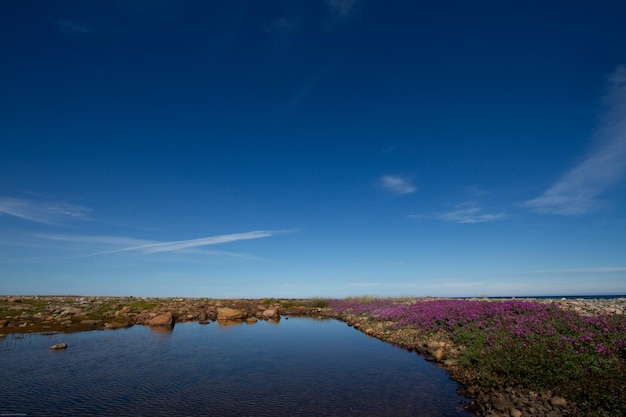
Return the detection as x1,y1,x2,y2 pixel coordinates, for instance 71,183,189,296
2,295,625,416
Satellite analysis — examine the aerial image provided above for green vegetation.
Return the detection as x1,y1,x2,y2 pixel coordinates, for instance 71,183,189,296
330,298,626,417
307,297,330,308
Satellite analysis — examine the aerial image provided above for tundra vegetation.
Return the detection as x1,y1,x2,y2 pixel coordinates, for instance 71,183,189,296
328,298,626,417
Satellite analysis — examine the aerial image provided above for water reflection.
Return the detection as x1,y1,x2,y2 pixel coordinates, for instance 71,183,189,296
1,319,472,417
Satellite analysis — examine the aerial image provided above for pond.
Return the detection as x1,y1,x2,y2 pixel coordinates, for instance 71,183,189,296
0,318,472,416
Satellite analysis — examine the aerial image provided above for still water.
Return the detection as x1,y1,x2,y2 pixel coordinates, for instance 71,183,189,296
1,318,471,417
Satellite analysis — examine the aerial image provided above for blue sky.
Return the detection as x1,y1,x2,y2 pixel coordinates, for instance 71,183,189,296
1,0,626,298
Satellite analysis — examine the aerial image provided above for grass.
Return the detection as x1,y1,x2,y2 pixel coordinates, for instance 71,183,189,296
329,298,626,417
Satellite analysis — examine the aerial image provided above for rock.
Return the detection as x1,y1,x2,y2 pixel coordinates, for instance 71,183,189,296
133,312,152,324
80,319,101,326
105,322,131,329
148,312,174,327
510,409,522,417
262,307,280,319
492,395,515,412
427,340,441,352
245,317,258,324
49,343,68,350
206,309,218,321
432,348,445,361
217,307,246,320
443,358,459,367
0,319,9,327
7,296,22,303
365,328,375,336
198,311,207,321
550,396,567,408
119,306,132,314
63,307,83,315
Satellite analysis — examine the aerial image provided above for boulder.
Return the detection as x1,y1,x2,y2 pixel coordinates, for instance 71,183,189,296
148,312,174,328
262,307,280,319
49,343,68,350
7,296,23,303
217,307,246,321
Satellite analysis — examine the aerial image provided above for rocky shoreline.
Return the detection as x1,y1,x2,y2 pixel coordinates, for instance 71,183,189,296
1,295,624,416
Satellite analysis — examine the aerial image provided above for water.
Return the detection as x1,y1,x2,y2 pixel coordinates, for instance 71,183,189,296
0,318,471,417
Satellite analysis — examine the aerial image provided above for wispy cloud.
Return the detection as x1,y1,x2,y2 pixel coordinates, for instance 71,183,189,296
90,230,292,256
434,207,506,224
524,65,626,215
35,233,152,247
427,281,485,288
411,202,506,224
263,18,297,34
523,267,626,274
0,197,91,225
52,19,95,35
325,0,359,19
25,233,264,261
275,66,333,116
349,282,381,287
377,175,416,195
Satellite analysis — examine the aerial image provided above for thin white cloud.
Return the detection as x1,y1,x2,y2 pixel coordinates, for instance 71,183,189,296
325,0,359,19
35,233,152,246
275,66,333,116
412,202,506,224
91,230,292,256
523,267,626,274
27,233,262,260
349,282,381,287
425,281,485,288
52,19,95,35
0,197,91,225
263,18,297,34
378,175,417,195
435,207,506,224
524,65,626,215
